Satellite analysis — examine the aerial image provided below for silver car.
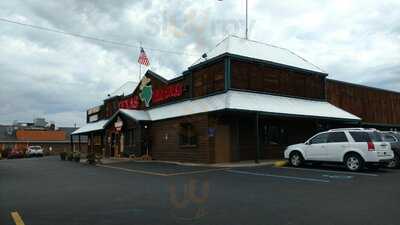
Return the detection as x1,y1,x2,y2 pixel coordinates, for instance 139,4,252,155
26,146,44,157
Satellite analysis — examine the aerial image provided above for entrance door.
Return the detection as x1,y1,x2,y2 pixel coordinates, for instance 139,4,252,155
215,125,231,163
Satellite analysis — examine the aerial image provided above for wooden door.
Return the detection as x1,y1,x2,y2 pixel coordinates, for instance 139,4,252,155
215,125,231,163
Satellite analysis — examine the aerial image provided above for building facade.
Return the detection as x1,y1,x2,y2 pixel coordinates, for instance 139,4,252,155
72,36,400,163
0,124,86,155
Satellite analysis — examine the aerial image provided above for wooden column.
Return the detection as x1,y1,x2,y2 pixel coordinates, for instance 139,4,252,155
70,135,73,152
255,112,260,163
78,135,81,152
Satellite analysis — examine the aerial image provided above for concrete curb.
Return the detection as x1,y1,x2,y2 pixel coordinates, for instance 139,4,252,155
77,157,287,168
120,159,285,168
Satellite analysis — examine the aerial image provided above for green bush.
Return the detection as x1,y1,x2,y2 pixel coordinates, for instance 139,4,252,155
87,152,96,165
73,151,81,162
66,151,74,161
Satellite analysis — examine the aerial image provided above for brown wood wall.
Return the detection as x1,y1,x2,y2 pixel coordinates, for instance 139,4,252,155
150,114,212,163
326,79,400,125
192,60,225,97
231,59,326,99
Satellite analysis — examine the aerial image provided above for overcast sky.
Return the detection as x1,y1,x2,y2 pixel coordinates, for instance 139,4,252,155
0,0,399,127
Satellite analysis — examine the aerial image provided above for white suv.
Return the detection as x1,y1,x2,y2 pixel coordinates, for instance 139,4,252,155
26,146,44,157
284,128,394,171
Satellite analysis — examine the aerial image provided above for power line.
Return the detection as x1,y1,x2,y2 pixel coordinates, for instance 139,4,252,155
0,17,199,57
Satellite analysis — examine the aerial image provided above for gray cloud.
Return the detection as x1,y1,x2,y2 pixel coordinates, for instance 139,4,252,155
0,0,399,127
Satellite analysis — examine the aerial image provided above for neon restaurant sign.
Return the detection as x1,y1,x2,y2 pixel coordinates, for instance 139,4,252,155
118,83,184,109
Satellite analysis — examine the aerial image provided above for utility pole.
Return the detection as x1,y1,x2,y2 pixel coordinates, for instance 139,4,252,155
245,0,248,39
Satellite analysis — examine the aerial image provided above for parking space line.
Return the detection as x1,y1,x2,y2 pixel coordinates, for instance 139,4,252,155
277,166,379,177
11,211,25,225
226,169,331,183
98,164,169,177
98,164,227,177
167,168,228,176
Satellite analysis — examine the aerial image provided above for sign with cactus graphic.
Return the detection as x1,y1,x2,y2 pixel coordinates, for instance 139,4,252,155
139,76,152,107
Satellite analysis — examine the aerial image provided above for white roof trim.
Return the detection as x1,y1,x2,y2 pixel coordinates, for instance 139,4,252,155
71,120,108,135
120,90,360,122
193,35,326,74
77,91,360,135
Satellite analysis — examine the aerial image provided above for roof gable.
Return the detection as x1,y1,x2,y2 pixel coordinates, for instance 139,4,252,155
192,35,326,74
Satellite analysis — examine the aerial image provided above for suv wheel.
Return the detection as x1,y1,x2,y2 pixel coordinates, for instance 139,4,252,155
289,152,303,167
387,154,400,169
345,154,364,171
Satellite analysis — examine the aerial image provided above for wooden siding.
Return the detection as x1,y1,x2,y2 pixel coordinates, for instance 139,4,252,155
150,114,211,163
192,60,225,97
327,79,400,125
230,59,326,99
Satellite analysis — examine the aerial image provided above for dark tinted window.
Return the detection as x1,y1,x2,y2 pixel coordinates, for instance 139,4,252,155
349,131,382,142
381,134,398,142
350,132,371,142
369,132,383,142
263,125,288,145
383,135,396,142
327,132,348,143
309,133,329,144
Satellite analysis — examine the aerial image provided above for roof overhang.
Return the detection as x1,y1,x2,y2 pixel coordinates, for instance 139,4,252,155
115,90,361,122
73,90,361,135
71,120,108,135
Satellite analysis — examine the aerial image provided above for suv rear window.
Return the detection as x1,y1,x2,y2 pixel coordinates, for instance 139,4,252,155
350,132,382,142
327,132,348,143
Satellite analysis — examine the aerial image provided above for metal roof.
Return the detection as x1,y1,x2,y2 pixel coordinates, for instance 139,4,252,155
71,120,108,135
107,81,138,99
73,90,360,135
121,90,360,122
192,35,326,74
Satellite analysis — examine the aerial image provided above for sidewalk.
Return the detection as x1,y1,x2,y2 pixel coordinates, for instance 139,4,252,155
95,157,285,168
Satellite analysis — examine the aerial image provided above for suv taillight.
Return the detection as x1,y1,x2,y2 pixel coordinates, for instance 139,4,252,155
368,141,375,151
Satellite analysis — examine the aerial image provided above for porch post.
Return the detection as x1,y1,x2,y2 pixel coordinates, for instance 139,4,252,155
255,112,260,163
78,135,81,152
70,135,73,152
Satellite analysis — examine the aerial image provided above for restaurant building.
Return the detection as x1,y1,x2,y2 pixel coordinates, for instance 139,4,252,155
72,35,400,163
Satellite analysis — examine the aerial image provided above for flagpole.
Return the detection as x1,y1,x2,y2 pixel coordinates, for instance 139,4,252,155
139,42,142,81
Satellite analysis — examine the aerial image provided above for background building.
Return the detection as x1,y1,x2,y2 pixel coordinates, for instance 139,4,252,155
0,118,87,155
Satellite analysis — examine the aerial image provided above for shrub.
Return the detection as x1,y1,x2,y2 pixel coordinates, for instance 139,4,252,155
66,151,74,161
73,151,81,162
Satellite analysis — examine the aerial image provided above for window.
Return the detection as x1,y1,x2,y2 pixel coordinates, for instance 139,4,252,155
263,125,287,145
369,132,383,142
350,132,382,142
309,133,329,144
327,132,348,143
383,134,396,143
350,132,370,142
179,123,197,146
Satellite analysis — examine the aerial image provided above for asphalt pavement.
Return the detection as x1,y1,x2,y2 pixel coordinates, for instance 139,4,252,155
1,156,399,225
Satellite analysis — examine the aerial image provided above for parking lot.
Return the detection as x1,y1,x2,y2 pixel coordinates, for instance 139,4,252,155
1,157,399,225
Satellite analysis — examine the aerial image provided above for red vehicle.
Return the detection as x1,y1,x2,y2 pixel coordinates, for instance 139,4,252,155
7,148,25,159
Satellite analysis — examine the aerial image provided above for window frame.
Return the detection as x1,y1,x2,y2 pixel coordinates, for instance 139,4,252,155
327,132,348,143
179,123,198,147
308,132,329,145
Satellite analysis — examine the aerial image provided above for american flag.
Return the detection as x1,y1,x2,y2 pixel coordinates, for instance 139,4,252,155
138,47,150,66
